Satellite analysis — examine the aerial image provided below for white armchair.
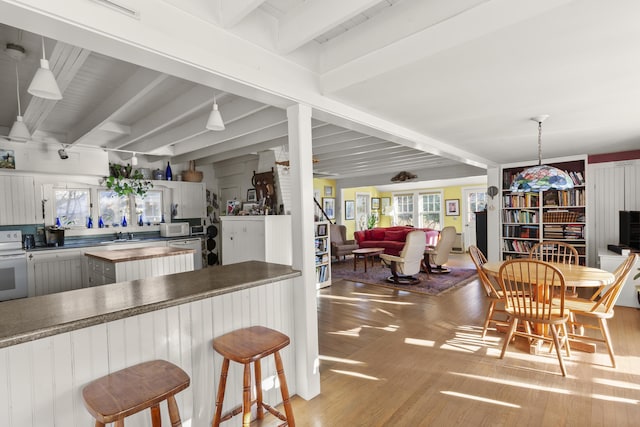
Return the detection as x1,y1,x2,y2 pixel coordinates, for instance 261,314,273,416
423,226,456,274
380,230,426,285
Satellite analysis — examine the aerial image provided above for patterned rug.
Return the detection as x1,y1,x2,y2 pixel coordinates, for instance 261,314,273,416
330,257,478,296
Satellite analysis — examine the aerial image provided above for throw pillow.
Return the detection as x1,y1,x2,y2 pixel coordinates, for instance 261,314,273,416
384,230,406,241
370,229,386,240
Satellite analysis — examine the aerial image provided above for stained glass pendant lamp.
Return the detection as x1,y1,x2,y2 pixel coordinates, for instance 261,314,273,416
509,115,574,192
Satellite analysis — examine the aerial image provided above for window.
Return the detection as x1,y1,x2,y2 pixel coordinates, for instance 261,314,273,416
393,194,414,226
99,190,163,226
54,189,90,227
135,191,163,224
465,190,487,223
99,191,130,227
419,193,441,229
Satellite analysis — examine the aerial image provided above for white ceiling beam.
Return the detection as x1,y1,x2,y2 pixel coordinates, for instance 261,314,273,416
312,131,371,148
277,0,381,54
68,68,168,145
313,139,396,156
206,137,286,165
23,41,91,133
107,85,222,150
317,148,430,167
321,0,574,93
311,124,351,139
124,97,269,154
172,106,286,157
220,0,267,28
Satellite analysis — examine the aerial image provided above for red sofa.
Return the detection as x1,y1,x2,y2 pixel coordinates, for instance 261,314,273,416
353,226,440,256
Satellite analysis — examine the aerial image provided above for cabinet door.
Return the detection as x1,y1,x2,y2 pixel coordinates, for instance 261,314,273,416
0,175,37,225
28,250,84,296
173,182,205,219
221,219,265,265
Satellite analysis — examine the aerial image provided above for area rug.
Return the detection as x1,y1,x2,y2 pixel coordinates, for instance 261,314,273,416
330,258,478,296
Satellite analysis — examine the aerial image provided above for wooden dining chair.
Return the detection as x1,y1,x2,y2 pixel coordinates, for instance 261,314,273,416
468,246,510,339
530,241,580,295
561,253,637,368
498,259,571,376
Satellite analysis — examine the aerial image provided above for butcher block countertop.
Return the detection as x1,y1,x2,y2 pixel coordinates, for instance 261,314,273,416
84,246,195,262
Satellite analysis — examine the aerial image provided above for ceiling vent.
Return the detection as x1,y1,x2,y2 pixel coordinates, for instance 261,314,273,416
92,0,140,19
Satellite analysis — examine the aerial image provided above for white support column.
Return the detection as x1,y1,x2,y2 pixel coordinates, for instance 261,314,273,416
287,104,321,399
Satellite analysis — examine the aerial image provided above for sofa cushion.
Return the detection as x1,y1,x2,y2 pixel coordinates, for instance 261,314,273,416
384,230,407,242
370,229,386,240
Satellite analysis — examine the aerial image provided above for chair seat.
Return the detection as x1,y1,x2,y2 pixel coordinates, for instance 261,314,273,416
553,297,611,317
213,325,290,364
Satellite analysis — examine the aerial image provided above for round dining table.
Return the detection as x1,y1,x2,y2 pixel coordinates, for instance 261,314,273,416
482,261,615,288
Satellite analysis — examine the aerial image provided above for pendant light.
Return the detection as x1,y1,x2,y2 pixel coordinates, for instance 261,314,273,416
8,64,31,142
509,115,574,192
27,36,62,100
205,93,225,131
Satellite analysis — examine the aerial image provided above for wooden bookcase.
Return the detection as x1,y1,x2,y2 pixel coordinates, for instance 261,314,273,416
501,158,587,264
315,221,331,289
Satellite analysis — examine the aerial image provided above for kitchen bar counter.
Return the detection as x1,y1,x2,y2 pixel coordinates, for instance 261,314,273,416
84,245,194,262
0,261,300,348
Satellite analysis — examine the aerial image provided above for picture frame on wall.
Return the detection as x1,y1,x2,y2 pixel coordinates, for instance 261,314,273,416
381,197,391,215
323,197,336,219
445,199,460,216
345,200,355,220
247,188,257,202
324,185,333,197
371,197,380,210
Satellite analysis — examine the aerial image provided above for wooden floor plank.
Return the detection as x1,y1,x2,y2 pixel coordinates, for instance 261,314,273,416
256,254,640,426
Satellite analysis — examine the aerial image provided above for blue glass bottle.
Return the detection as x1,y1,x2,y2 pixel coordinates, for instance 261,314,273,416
121,215,127,227
55,217,61,228
138,214,143,226
165,161,173,181
87,217,93,228
98,216,105,228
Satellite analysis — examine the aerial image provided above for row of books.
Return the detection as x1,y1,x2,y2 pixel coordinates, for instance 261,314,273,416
567,170,585,186
503,192,540,208
315,238,327,252
316,265,329,283
503,239,535,253
544,189,586,207
315,253,329,265
503,225,539,238
502,209,538,224
502,169,585,188
543,224,585,239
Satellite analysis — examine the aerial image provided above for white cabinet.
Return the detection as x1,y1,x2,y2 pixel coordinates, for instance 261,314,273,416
170,181,206,219
27,249,84,296
0,174,38,225
221,216,291,265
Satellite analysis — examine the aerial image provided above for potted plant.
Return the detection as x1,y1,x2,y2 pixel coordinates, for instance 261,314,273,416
105,163,153,197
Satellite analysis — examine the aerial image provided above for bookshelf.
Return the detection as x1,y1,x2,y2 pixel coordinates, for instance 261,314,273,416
315,221,331,289
501,158,587,264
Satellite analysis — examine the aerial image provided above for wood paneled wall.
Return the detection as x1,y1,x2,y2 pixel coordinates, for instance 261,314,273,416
0,279,296,427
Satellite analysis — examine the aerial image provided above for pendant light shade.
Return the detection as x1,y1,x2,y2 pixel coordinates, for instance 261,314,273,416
27,37,62,100
9,64,31,142
205,95,225,131
510,115,574,192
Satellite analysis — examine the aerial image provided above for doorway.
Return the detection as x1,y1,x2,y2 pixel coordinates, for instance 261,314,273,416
462,187,487,250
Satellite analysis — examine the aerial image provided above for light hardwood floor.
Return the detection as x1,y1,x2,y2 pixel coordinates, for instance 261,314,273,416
259,254,640,426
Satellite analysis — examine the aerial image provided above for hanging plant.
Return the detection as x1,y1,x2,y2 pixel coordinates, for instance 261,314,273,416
105,163,153,197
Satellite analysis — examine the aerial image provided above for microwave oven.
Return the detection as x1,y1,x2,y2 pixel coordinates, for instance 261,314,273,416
160,222,190,237
190,225,205,236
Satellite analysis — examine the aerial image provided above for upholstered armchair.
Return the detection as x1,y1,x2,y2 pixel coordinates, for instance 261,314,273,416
380,230,426,285
330,224,359,261
423,226,456,273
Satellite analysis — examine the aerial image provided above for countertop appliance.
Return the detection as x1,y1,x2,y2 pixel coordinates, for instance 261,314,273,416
0,230,28,301
160,222,189,237
190,224,205,236
167,237,203,270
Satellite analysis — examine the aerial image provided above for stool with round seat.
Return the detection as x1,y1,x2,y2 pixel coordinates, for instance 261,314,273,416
212,326,295,427
82,359,190,427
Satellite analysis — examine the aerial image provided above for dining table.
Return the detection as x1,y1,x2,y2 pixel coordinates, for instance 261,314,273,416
482,260,615,354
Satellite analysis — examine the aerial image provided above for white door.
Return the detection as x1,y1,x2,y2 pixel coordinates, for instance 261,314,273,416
355,193,370,230
462,188,488,250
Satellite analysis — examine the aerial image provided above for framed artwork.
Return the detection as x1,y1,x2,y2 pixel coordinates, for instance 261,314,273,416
226,200,240,215
345,200,355,220
317,223,327,236
324,185,333,197
381,197,391,215
0,149,16,169
371,197,380,210
445,199,460,216
247,188,257,202
323,197,336,219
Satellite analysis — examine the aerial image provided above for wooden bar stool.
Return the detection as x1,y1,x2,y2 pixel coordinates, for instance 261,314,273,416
82,359,190,427
212,326,295,427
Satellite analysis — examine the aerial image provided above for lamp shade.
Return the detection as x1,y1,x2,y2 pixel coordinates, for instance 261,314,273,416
28,58,62,100
8,115,31,142
205,103,225,131
509,165,574,192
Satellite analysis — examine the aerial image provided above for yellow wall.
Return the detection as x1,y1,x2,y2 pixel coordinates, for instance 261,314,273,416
443,187,463,232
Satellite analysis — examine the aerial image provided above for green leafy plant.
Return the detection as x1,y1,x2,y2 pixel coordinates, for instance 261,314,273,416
367,214,378,229
105,164,153,197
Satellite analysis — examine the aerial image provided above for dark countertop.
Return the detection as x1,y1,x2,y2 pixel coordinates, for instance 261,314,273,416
85,246,195,262
26,235,203,251
0,261,300,348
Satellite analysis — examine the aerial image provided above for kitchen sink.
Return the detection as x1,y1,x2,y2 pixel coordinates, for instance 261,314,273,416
100,238,142,244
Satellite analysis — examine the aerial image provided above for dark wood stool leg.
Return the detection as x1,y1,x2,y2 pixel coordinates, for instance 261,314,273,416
274,351,295,427
150,403,161,427
212,358,230,427
115,421,124,427
255,359,264,419
95,421,106,427
242,363,252,427
167,395,182,427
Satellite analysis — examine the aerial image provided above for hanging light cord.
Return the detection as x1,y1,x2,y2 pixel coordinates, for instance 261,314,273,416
537,120,543,166
15,64,22,115
41,36,46,60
